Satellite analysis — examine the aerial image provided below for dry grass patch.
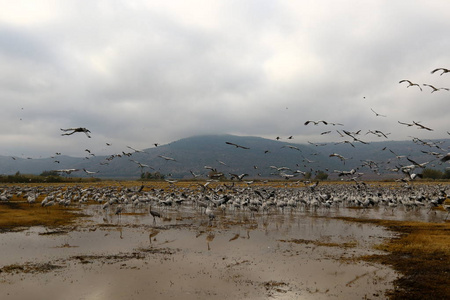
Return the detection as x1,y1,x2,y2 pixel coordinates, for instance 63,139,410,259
335,216,450,300
0,202,83,231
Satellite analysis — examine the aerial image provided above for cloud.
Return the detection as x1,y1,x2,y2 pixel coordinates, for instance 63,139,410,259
0,0,449,158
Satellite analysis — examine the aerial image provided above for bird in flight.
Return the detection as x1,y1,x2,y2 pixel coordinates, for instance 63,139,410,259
398,121,414,127
282,145,301,151
441,153,450,162
413,121,433,131
83,168,99,175
225,142,250,149
158,155,176,161
431,68,450,76
60,127,91,138
370,108,386,117
54,168,80,174
329,153,350,164
304,120,328,126
126,146,147,153
422,84,449,93
399,80,422,91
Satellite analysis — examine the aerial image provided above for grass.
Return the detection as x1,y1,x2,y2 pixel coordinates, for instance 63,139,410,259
335,217,450,300
0,201,83,231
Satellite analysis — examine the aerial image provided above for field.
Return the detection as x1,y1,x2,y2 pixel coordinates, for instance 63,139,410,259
0,180,449,299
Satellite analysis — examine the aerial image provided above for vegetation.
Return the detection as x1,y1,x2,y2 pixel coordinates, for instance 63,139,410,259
0,201,83,231
314,170,329,180
0,171,100,183
421,168,450,180
336,217,450,300
140,171,165,180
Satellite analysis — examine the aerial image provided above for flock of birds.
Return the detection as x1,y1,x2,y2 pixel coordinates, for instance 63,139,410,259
5,67,449,184
1,179,449,223
2,68,450,222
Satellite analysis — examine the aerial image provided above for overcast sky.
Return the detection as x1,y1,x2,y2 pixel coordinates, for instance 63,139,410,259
1,0,449,158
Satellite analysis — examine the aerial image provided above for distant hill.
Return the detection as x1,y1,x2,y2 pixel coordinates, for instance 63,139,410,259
1,134,448,180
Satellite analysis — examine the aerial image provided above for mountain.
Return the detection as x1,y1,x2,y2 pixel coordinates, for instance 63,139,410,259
1,134,448,180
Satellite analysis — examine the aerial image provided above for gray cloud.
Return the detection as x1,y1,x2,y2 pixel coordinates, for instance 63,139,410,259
0,0,449,158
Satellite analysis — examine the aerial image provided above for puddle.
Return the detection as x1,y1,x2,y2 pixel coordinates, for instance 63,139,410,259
0,202,402,300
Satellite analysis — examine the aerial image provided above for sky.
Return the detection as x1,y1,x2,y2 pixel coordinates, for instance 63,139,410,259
1,0,449,158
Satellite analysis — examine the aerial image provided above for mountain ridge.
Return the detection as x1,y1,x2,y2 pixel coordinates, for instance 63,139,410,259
1,134,448,180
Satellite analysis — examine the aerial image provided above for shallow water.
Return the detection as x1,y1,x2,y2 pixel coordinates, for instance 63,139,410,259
0,202,413,300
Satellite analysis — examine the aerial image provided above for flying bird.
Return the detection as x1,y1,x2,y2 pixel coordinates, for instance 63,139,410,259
441,153,450,162
83,168,99,175
126,146,147,153
54,168,80,174
370,108,387,117
60,127,91,138
422,84,449,93
412,121,433,131
158,155,176,161
431,68,450,76
229,173,249,181
304,120,328,126
398,120,414,127
399,80,422,91
225,142,250,149
282,145,301,151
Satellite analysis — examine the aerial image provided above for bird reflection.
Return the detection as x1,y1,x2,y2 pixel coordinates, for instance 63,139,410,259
149,229,160,244
206,232,215,250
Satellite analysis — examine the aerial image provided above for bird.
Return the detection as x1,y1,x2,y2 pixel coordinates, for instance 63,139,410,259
83,168,99,175
441,153,450,162
329,153,350,164
389,149,406,159
398,121,414,127
304,120,328,126
149,206,161,223
229,173,249,181
431,68,450,76
190,170,202,178
126,145,147,153
366,130,389,138
158,155,176,161
308,141,327,147
412,121,433,131
54,168,79,174
60,127,91,138
129,159,153,170
444,205,450,221
225,141,250,149
115,204,123,215
399,80,422,91
217,160,227,166
406,157,429,168
282,145,301,151
422,84,449,93
370,108,387,117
